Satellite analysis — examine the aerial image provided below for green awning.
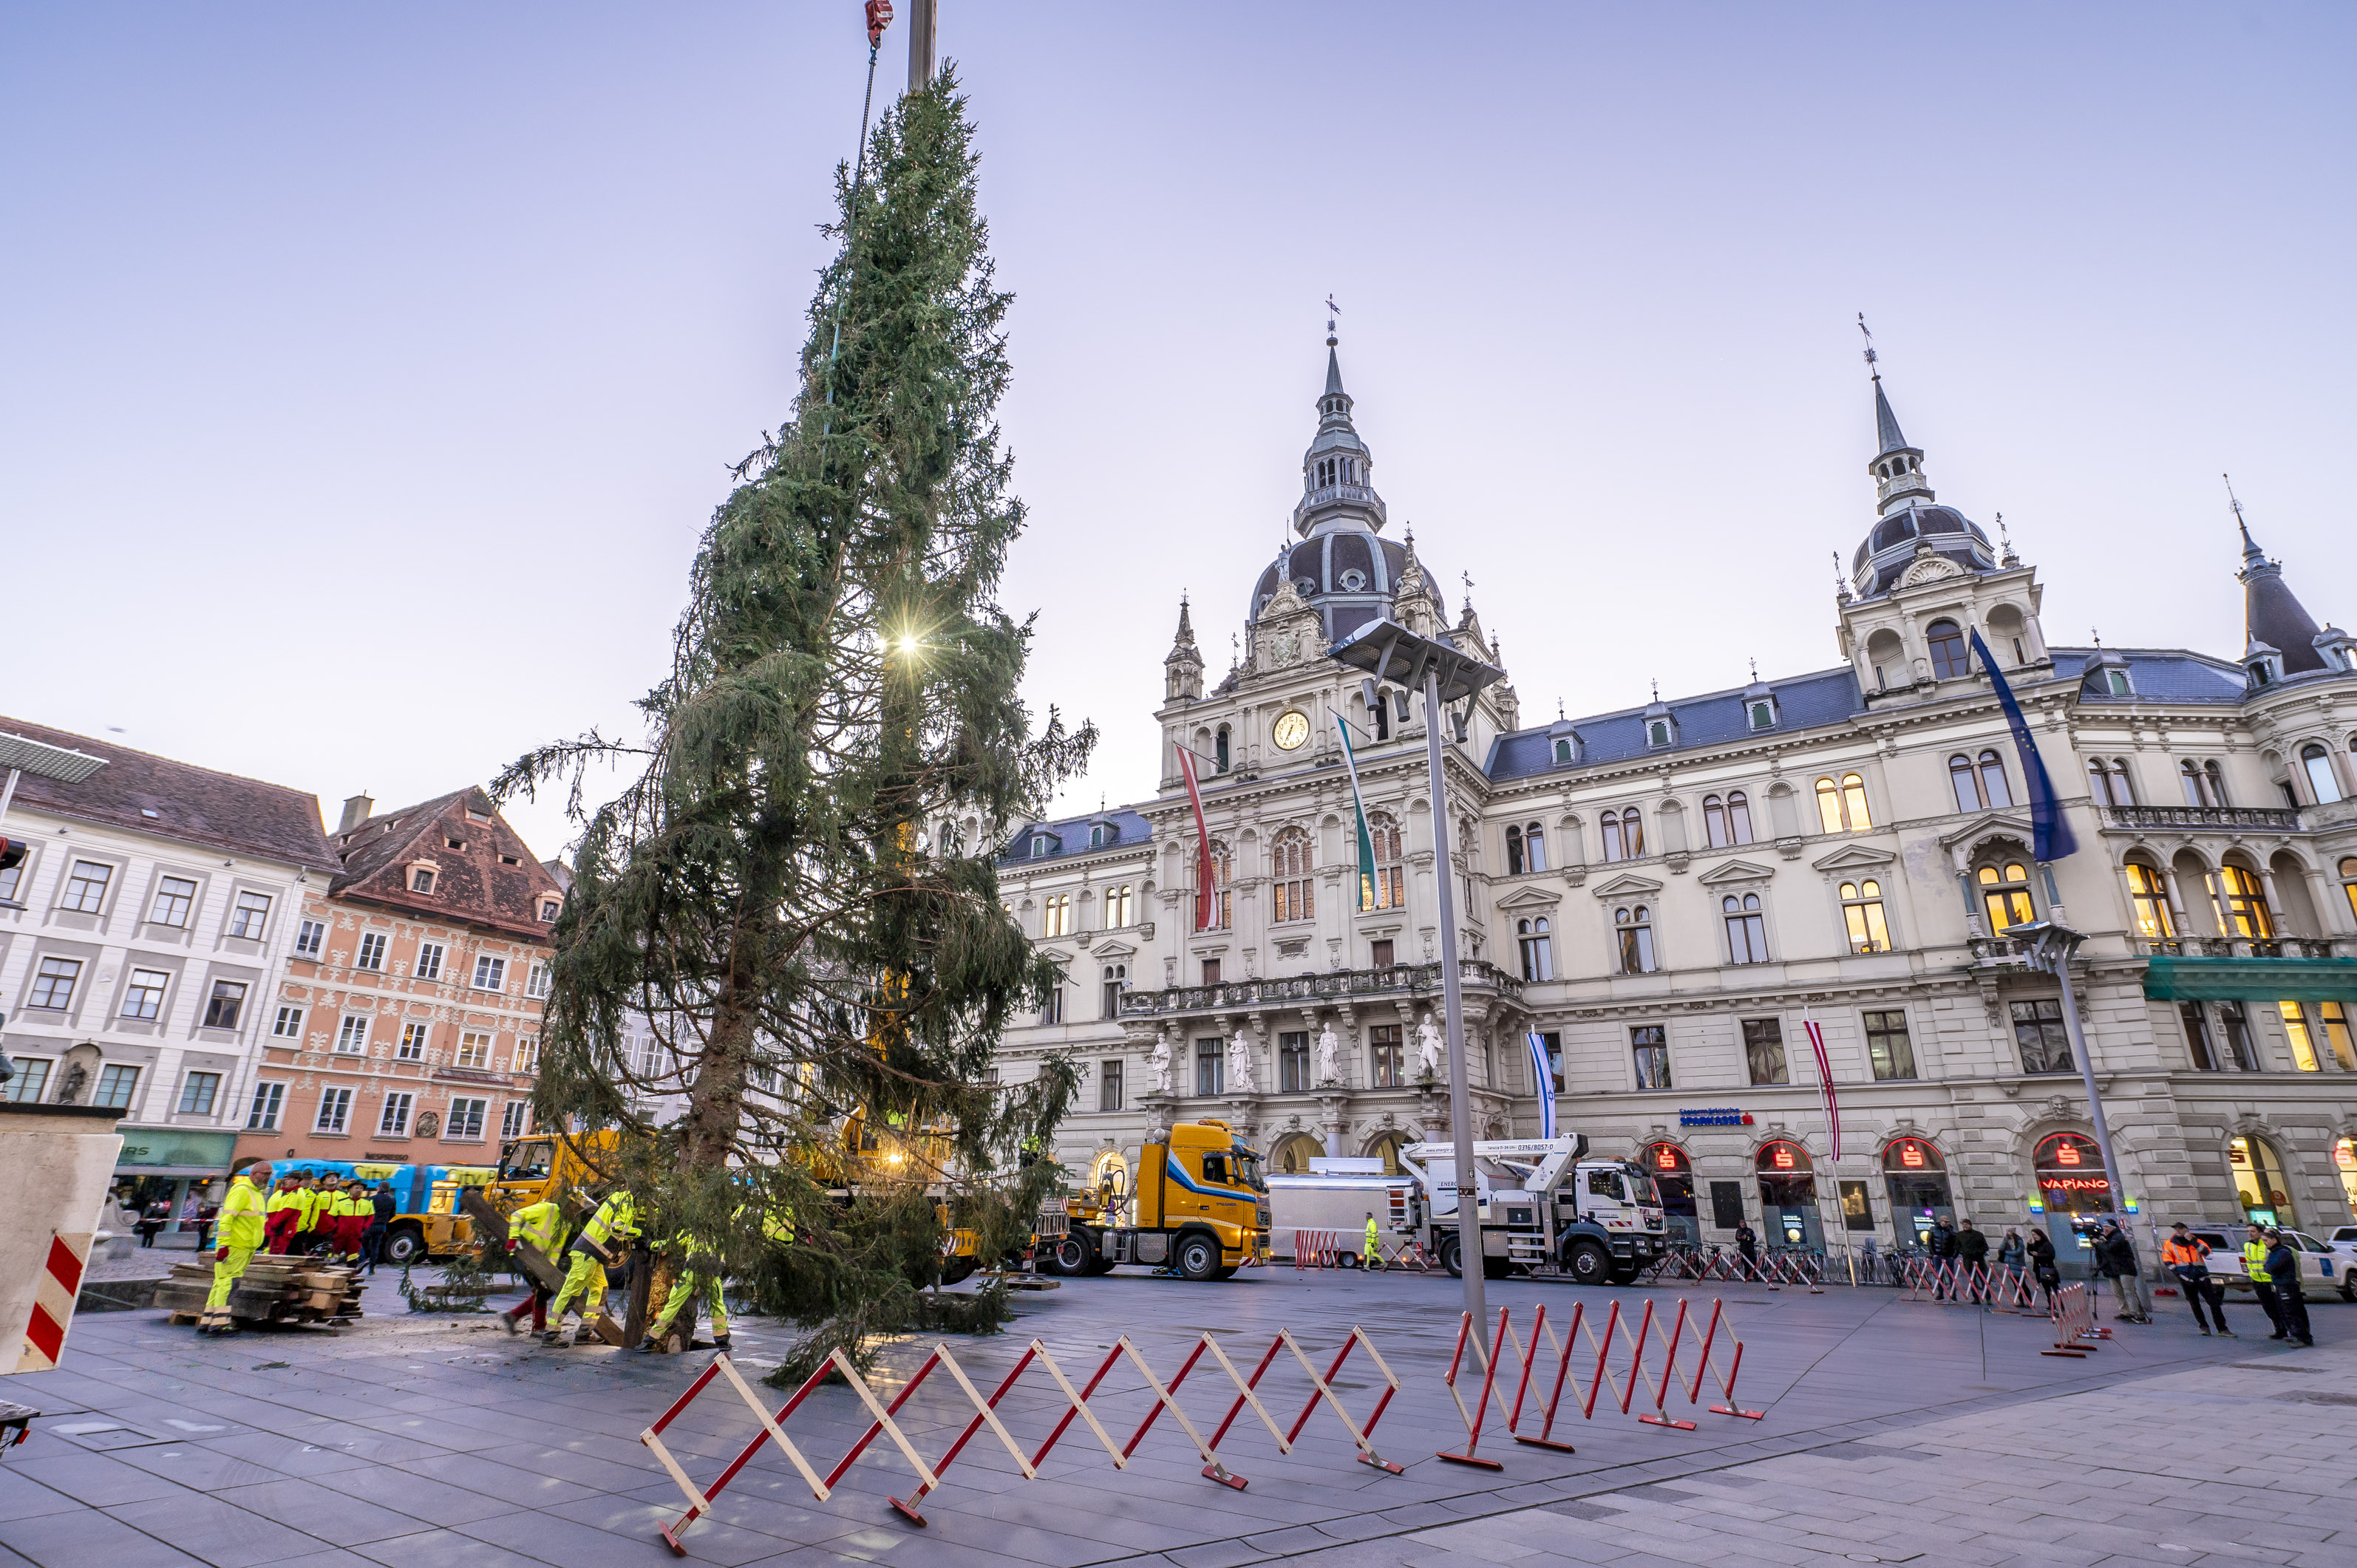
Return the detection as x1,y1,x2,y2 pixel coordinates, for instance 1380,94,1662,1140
2141,955,2357,1003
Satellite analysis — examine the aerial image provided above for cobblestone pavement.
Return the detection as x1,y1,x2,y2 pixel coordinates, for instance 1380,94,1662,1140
2,1266,2345,1568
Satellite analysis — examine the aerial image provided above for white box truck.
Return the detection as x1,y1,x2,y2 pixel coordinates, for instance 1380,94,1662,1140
1397,1135,1669,1284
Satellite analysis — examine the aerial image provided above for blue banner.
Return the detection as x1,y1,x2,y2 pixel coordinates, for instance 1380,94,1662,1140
1970,629,2078,863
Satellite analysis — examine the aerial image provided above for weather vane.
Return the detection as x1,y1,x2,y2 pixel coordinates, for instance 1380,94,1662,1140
1857,312,1879,379
2223,471,2246,525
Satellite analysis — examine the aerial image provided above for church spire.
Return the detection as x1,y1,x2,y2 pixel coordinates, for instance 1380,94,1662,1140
1859,314,1935,517
1163,593,1204,701
1294,307,1384,539
2229,475,2327,676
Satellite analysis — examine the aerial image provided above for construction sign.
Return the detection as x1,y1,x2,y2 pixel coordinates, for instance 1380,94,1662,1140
1,1104,126,1376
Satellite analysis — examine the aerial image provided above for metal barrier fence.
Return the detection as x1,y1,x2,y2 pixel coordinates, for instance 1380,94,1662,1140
1644,1247,1823,1292
2041,1282,2109,1357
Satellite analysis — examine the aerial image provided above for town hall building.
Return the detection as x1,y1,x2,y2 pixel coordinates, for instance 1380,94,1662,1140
972,335,2357,1266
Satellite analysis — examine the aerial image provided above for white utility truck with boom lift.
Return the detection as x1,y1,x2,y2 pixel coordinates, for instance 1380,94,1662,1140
1395,1135,1668,1284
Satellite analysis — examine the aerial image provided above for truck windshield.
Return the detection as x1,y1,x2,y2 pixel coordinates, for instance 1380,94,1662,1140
1628,1172,1662,1206
1229,1148,1268,1193
497,1140,551,1182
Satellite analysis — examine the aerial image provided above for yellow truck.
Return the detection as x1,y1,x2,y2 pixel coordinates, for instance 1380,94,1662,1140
1055,1119,1271,1281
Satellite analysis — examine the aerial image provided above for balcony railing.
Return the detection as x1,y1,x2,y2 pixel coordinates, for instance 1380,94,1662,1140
2100,805,2302,831
2135,935,2343,959
1120,958,1523,1018
1290,483,1387,531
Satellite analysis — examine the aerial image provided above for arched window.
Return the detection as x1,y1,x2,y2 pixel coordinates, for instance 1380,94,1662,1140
1724,790,1752,845
1100,963,1126,1019
1214,726,1231,772
1601,808,1642,862
2034,1132,2110,1214
2179,759,2209,806
1927,619,1969,679
1649,720,1673,747
1506,825,1524,876
1978,862,2033,931
1749,700,1775,731
1517,916,1554,982
1364,813,1403,910
1552,737,1574,764
1103,883,1134,929
1270,828,1314,923
2206,759,2229,806
1950,753,1982,814
2229,1134,2294,1224
2088,758,2133,808
1041,893,1072,938
1840,880,1890,953
1723,893,1767,964
1615,905,1656,974
2123,862,2174,939
2302,743,2343,805
1978,750,2013,809
2217,863,2273,938
1755,1140,1811,1173
1523,822,1547,872
1702,794,1727,848
1199,842,1232,930
1816,774,1872,833
1089,822,1113,848
1882,1137,1942,1173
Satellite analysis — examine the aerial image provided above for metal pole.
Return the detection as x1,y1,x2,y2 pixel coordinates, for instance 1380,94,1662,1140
2038,927,2129,1227
906,0,936,91
1424,667,1486,1334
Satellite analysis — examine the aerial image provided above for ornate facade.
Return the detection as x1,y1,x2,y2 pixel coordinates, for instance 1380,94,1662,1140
980,338,2357,1259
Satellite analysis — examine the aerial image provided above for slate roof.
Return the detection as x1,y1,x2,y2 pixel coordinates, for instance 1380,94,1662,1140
0,715,335,870
329,786,563,941
1000,808,1154,867
1486,667,1864,782
2065,648,2248,703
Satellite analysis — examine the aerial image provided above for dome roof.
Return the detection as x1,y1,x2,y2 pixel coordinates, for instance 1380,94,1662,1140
1252,531,1415,644
1849,504,1996,596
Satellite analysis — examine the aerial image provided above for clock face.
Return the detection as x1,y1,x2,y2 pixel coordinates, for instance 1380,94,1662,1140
1271,709,1310,751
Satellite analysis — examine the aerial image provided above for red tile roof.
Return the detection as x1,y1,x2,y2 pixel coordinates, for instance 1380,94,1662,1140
329,786,563,941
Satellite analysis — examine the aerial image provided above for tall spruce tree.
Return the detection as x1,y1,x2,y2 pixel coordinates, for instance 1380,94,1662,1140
497,69,1092,1360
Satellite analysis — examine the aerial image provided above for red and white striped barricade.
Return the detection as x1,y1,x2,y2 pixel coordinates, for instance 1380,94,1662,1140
2040,1282,2109,1357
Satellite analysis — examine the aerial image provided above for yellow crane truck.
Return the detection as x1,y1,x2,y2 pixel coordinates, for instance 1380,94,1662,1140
1055,1119,1271,1281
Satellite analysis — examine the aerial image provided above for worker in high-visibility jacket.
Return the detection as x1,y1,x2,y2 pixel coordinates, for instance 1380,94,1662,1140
341,1181,371,1263
264,1176,302,1255
638,1228,732,1354
1362,1211,1381,1268
500,1198,569,1336
288,1176,322,1253
200,1171,269,1334
547,1189,639,1346
2245,1222,2289,1340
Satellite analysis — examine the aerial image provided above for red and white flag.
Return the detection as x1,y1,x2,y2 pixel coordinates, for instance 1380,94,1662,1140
1177,746,1217,931
1803,1013,1840,1162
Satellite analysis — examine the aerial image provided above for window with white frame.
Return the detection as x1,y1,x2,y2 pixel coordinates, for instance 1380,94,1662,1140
149,876,197,927
539,898,561,921
1041,893,1071,938
457,1031,493,1068
228,889,271,938
245,1080,285,1130
120,968,170,1020
1041,983,1064,1025
356,931,388,970
415,941,444,981
1516,916,1554,981
1723,893,1768,964
27,956,81,1011
272,1003,305,1038
294,918,325,958
59,860,113,913
525,961,551,999
1271,828,1315,922
0,856,24,905
500,1100,530,1139
201,980,246,1030
513,1036,539,1073
314,1086,353,1134
1702,792,1754,848
1614,905,1657,974
1814,774,1873,833
446,1097,488,1139
336,1015,370,1054
177,1071,222,1117
94,1064,139,1109
472,955,506,992
1102,883,1133,928
4,1058,52,1102
378,1092,415,1136
398,1020,429,1061
409,865,437,893
1841,880,1892,953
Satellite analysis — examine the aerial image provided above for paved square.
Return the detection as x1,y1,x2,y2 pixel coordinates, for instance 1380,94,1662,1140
4,1267,2348,1568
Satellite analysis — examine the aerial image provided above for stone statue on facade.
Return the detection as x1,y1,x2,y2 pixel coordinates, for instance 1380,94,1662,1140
1415,1012,1444,1080
1146,1031,1172,1094
1226,1028,1257,1094
1316,1024,1341,1086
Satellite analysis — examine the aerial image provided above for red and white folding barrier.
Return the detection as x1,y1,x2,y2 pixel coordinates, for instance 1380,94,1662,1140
2040,1282,2109,1357
1291,1230,1341,1270
639,1325,1404,1550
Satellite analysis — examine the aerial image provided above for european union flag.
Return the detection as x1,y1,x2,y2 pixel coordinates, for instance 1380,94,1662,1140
1970,629,2078,862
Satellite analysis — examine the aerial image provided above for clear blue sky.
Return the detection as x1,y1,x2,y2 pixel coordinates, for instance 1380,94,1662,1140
4,4,2351,859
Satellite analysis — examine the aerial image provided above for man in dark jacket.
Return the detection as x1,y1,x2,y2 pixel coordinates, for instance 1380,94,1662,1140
2262,1230,2315,1346
1928,1218,1958,1299
2095,1223,2149,1323
1954,1219,1990,1305
362,1182,397,1275
1734,1223,1759,1280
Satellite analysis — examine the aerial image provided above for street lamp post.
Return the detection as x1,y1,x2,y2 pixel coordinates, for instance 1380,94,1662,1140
1330,621,1506,1334
2007,918,2131,1227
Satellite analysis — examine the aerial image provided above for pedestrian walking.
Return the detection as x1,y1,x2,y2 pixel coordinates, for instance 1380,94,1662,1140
1955,1218,1990,1305
2095,1222,2150,1323
1928,1216,1958,1299
2027,1228,2061,1310
2262,1229,2314,1347
1362,1210,1381,1269
363,1182,396,1273
2161,1222,2233,1337
2244,1223,2290,1340
1735,1222,1760,1281
137,1196,170,1247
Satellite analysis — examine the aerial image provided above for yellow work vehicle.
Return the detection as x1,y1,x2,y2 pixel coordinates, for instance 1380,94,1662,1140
487,1129,623,1216
1057,1119,1271,1281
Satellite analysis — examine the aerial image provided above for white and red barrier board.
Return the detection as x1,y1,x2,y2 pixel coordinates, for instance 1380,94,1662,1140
1,1106,124,1376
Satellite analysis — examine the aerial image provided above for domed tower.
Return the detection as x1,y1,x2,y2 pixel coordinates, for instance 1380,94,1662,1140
1249,330,1422,645
1846,365,2000,599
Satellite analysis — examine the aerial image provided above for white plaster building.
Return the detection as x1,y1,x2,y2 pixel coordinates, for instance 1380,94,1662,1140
981,338,2357,1267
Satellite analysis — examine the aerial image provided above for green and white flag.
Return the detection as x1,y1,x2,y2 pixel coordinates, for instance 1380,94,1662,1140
1336,712,1377,911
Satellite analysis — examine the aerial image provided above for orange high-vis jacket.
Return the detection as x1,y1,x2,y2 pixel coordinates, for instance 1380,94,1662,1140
2161,1235,2210,1269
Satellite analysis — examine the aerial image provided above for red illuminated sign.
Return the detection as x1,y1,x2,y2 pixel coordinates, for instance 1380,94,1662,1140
1656,1149,1677,1168
2040,1176,2111,1191
1899,1142,1925,1168
1772,1147,1795,1170
2053,1142,2081,1166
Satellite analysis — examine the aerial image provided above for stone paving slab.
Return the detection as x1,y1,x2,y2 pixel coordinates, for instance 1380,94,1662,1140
2,1266,2347,1568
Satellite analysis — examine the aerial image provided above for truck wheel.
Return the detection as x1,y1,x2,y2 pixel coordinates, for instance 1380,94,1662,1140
1439,1235,1463,1278
1175,1233,1222,1281
384,1225,426,1267
1562,1240,1612,1286
1050,1236,1091,1275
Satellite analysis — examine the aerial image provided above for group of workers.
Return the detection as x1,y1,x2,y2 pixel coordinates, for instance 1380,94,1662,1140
262,1171,394,1265
496,1186,794,1354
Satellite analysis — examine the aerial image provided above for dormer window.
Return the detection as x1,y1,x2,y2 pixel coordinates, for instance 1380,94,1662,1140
2106,668,2132,696
2249,661,2273,687
1339,569,1365,591
1647,720,1672,748
446,837,466,851
1089,822,1115,850
407,859,440,895
1030,834,1052,859
539,898,561,921
466,808,492,824
1750,700,1775,730
1554,738,1574,764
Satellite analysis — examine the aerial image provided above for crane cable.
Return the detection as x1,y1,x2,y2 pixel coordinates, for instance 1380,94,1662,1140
823,1,894,417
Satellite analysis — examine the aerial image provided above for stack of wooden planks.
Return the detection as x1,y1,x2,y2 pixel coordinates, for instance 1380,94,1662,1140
154,1254,365,1327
